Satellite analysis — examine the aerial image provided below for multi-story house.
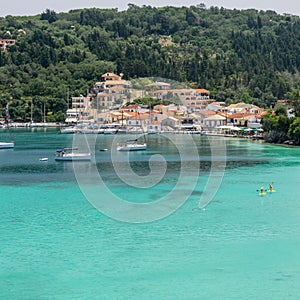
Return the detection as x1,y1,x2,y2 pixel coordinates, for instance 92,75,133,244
93,72,131,110
0,39,16,52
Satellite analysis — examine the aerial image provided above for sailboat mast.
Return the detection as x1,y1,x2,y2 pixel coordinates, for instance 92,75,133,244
31,100,33,123
67,87,69,109
43,102,46,123
5,104,13,142
137,111,147,144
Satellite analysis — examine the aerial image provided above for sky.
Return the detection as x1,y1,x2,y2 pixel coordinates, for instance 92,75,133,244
0,0,299,17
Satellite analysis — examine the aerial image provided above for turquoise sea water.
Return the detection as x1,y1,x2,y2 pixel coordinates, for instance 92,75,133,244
1,129,300,299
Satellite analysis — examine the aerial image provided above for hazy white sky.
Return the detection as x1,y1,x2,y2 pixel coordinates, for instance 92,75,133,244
0,0,299,17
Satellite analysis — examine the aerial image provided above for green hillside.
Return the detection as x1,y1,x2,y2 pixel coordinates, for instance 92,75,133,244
0,4,300,121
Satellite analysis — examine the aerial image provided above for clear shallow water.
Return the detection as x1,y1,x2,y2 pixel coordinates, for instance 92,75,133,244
1,129,300,299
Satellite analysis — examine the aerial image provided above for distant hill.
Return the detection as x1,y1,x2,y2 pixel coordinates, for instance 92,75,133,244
0,5,300,121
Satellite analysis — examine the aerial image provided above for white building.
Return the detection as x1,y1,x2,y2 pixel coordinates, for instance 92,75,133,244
161,116,181,130
202,114,227,131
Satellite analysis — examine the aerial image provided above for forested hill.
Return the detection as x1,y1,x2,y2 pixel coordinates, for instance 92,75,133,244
0,4,300,121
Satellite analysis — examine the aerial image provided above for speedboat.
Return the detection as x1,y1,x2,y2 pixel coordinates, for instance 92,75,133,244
0,141,14,149
117,140,147,151
55,148,91,161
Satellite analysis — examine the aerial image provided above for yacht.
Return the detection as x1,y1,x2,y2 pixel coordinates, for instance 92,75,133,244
55,148,91,161
117,139,147,151
0,141,14,149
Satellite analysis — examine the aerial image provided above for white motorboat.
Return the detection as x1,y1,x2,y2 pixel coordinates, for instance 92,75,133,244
30,122,48,128
103,125,118,134
60,126,77,134
1,105,14,149
0,141,14,149
117,140,147,151
55,148,91,161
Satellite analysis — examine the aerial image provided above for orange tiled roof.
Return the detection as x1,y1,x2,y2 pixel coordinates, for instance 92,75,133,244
101,72,120,78
256,111,268,118
169,109,182,113
120,104,139,110
128,113,149,120
109,85,125,91
153,90,170,94
227,113,244,119
199,110,216,115
194,88,210,94
150,121,161,125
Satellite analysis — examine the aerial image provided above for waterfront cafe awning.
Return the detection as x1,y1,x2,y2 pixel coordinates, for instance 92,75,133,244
216,125,242,131
245,128,263,132
217,125,263,133
230,126,243,131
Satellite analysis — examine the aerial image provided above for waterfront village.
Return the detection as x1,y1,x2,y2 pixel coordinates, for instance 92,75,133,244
5,71,280,137
59,72,268,137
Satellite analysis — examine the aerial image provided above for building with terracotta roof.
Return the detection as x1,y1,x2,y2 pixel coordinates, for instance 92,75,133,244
0,39,16,52
101,72,121,80
161,116,181,130
98,72,131,89
95,91,125,110
148,121,162,133
202,114,227,130
193,88,210,98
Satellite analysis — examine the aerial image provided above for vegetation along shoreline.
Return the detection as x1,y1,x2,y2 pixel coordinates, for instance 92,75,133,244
0,4,299,145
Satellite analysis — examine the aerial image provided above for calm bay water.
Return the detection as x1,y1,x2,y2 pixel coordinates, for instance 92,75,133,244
1,129,300,299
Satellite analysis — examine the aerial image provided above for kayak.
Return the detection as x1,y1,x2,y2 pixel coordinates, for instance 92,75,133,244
259,192,267,196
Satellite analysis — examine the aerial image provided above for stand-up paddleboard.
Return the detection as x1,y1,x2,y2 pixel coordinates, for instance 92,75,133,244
259,192,267,196
267,189,276,193
257,187,266,196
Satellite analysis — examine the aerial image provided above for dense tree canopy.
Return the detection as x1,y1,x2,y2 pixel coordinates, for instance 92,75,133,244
0,4,300,122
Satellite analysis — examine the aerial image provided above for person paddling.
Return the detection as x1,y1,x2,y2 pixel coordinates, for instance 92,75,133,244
269,183,273,191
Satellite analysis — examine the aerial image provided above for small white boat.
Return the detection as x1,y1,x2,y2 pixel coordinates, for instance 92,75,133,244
117,140,147,151
30,122,48,128
0,141,14,149
39,157,48,161
55,148,91,161
1,105,14,149
103,126,118,134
